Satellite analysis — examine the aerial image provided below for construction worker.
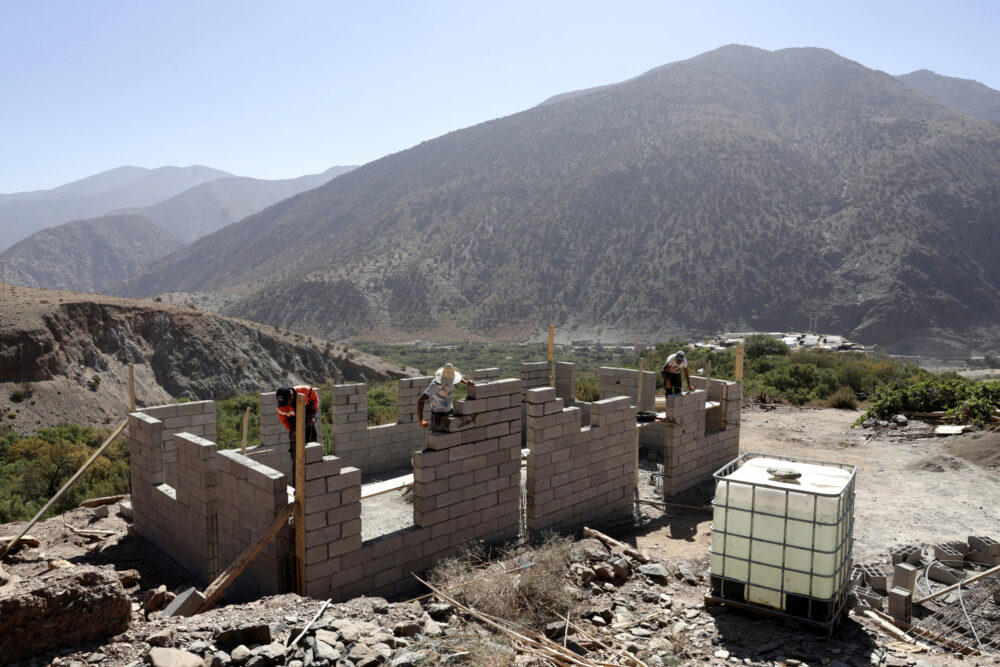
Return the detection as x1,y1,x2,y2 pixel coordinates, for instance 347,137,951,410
661,350,693,395
417,363,474,432
275,385,320,452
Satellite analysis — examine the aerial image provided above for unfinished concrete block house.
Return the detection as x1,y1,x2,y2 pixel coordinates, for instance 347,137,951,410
128,363,740,601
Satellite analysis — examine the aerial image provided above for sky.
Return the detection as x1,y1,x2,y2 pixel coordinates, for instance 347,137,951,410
2,0,999,194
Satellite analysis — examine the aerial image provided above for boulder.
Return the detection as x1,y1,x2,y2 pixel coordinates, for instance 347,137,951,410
147,647,204,667
0,565,130,662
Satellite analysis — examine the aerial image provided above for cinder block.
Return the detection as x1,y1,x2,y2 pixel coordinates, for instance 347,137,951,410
888,587,912,624
892,563,919,592
934,543,964,568
969,536,1000,556
928,562,966,585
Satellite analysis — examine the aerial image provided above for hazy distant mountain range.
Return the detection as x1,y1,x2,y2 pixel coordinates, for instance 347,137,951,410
0,166,356,292
114,46,1000,356
896,69,1000,123
0,165,230,250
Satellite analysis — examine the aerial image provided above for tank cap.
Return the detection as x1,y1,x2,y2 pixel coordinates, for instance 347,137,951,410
766,467,802,481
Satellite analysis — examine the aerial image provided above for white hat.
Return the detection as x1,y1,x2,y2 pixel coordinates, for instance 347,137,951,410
435,363,462,385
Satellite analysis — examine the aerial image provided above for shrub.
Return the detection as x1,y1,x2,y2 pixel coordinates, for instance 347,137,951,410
87,375,101,392
576,374,599,402
744,333,789,360
827,386,858,410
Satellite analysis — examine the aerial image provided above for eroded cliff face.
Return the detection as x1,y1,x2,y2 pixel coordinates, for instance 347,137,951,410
0,286,413,431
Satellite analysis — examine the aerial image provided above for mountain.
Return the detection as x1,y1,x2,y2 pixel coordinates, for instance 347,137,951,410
897,69,1000,123
119,46,1000,356
0,214,183,293
120,166,357,244
0,165,231,251
0,286,416,432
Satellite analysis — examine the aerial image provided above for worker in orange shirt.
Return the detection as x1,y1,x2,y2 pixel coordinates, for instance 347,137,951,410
275,385,320,453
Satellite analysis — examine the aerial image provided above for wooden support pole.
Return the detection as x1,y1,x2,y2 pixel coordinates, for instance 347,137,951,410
734,345,744,383
705,359,712,383
241,407,251,455
582,526,651,563
1,418,128,561
128,363,136,411
547,325,554,386
197,501,296,613
635,358,644,491
294,392,306,596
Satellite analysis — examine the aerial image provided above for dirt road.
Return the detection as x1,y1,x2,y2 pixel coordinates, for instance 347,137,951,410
636,406,1000,565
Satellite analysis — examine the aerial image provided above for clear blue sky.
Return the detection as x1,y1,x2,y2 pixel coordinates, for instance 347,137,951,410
2,0,998,193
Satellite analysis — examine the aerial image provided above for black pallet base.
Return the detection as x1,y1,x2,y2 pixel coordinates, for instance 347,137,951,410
708,575,847,635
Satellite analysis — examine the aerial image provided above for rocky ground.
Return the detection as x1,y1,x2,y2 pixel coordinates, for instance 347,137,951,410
3,407,1000,666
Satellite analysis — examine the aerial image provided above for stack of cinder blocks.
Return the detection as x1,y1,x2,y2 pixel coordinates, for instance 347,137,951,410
473,368,501,382
526,388,634,534
598,367,656,412
216,449,291,599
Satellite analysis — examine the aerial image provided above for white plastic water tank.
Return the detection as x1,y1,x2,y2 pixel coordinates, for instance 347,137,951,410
710,454,855,619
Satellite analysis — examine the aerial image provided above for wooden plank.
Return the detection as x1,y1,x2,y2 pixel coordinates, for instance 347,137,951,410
79,494,127,508
294,393,306,596
582,526,650,564
361,474,414,499
914,563,1000,605
128,363,136,412
734,345,744,383
547,325,554,386
1,418,127,561
240,407,251,455
935,425,967,436
197,501,296,613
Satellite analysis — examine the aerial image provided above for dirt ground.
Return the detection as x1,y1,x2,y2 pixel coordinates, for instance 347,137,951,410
634,406,1000,567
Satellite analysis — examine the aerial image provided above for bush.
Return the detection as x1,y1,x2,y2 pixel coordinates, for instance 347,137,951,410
576,375,599,402
827,386,858,410
429,534,578,632
87,375,101,392
743,333,789,360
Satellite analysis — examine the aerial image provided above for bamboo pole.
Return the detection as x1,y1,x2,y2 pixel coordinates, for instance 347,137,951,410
1,418,128,561
294,392,306,595
197,501,296,613
240,407,251,455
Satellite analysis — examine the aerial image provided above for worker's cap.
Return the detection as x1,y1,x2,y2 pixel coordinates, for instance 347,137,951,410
275,386,293,407
675,350,686,358
434,363,462,386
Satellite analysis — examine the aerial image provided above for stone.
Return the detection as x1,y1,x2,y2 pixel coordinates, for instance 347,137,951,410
147,648,203,667
315,629,341,646
544,621,569,639
314,640,341,662
94,504,112,518
892,414,908,427
216,625,271,650
630,627,653,637
162,587,206,618
253,642,287,662
229,646,251,665
425,602,453,619
393,621,422,637
146,630,175,647
371,599,390,614
422,618,444,637
610,558,631,579
0,565,130,663
638,563,670,582
48,559,74,570
390,652,425,667
117,569,141,587
714,649,731,659
593,563,616,581
676,563,701,585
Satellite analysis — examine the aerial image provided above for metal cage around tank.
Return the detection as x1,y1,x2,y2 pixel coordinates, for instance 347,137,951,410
707,452,856,632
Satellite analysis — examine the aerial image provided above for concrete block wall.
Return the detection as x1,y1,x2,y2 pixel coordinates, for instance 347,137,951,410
332,378,428,473
259,392,285,449
300,378,522,602
656,378,741,496
139,401,216,487
216,449,292,599
473,368,501,381
555,362,575,402
525,388,635,535
598,367,656,412
128,411,220,585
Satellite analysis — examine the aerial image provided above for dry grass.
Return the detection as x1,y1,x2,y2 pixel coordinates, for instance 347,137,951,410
428,533,579,633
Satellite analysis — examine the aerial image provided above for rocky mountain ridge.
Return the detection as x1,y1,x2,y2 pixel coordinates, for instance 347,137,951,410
0,286,415,432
